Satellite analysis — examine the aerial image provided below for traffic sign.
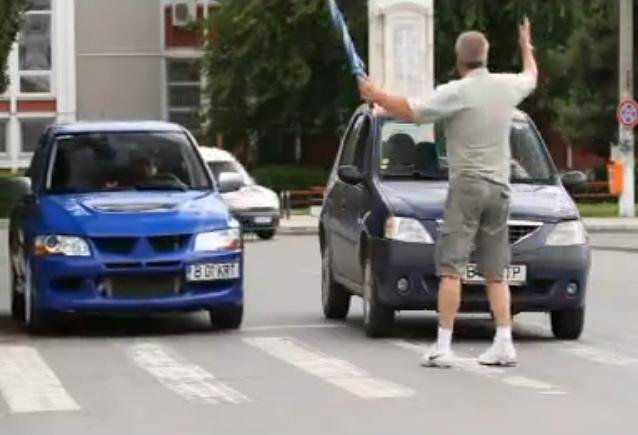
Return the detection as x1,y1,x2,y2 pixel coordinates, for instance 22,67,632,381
617,98,638,128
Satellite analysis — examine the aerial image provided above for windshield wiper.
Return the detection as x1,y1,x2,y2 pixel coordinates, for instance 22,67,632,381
511,178,552,185
383,170,446,180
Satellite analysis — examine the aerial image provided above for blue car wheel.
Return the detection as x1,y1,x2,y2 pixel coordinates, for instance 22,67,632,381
22,259,51,335
209,304,243,330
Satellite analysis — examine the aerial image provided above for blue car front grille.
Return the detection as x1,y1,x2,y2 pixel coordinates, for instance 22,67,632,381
93,237,138,255
92,234,192,255
148,235,191,252
106,274,180,298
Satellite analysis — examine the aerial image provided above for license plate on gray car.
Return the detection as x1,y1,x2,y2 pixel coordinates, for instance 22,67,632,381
463,264,527,286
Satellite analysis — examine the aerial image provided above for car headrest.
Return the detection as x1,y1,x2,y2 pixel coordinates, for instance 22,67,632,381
383,133,416,167
415,141,439,170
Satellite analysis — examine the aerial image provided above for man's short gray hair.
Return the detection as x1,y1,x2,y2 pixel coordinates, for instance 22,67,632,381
455,31,490,68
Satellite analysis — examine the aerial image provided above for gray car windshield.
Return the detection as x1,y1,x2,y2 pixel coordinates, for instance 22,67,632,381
48,132,211,193
379,119,555,184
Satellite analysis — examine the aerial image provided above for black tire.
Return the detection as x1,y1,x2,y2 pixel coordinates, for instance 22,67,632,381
551,307,585,340
362,259,394,338
10,267,25,321
23,262,51,335
210,304,243,330
321,246,351,319
256,230,276,240
9,233,25,321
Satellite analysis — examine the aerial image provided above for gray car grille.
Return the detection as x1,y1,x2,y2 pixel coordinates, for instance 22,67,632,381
436,219,543,245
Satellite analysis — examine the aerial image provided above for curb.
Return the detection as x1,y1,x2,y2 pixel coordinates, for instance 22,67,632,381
585,225,638,234
278,226,318,236
279,224,638,235
2,219,637,235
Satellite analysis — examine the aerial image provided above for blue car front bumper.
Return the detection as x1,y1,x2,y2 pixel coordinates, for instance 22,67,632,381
30,250,243,314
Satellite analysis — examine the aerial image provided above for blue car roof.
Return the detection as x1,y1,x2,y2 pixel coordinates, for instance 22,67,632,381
51,121,185,135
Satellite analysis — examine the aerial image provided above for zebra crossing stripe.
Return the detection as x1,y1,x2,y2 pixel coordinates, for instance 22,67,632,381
392,340,566,395
0,345,80,413
244,336,415,399
127,341,250,405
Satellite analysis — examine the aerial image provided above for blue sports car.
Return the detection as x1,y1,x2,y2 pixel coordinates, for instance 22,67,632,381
8,121,245,334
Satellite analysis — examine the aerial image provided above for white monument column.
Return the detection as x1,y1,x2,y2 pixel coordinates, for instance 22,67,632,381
369,0,434,100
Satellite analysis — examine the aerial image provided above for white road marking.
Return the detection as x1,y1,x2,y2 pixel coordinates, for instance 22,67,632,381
516,321,638,368
127,341,250,405
0,345,80,413
560,345,638,368
392,340,566,395
242,323,346,332
244,337,415,399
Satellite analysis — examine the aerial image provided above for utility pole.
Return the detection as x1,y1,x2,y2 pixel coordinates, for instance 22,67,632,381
618,0,635,217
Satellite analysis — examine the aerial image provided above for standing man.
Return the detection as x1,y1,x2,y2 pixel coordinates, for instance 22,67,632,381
359,19,538,367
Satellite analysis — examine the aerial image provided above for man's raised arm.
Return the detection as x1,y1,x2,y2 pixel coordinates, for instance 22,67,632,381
519,17,538,79
358,78,415,122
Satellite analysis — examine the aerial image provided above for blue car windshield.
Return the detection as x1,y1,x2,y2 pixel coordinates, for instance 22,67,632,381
47,132,212,193
379,119,555,184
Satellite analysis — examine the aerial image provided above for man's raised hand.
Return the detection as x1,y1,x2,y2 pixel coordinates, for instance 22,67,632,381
518,16,534,52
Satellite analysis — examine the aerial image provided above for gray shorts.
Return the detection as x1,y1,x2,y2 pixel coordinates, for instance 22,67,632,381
436,175,510,281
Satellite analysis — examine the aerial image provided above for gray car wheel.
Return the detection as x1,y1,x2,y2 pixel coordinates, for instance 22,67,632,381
551,307,585,340
362,259,394,337
321,246,350,319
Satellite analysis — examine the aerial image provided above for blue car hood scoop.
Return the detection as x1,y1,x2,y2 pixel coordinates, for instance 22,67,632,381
88,201,179,213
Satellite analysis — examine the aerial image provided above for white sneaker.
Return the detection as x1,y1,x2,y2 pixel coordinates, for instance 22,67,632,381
420,346,454,368
478,340,517,367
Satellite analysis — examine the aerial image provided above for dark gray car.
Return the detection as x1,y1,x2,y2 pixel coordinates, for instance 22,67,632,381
319,106,590,338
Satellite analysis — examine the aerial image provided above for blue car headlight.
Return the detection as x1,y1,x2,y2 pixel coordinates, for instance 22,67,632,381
193,229,241,252
34,235,91,257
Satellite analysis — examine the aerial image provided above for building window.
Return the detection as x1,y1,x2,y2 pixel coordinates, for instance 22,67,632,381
167,58,202,134
20,118,53,153
18,0,52,94
0,122,6,154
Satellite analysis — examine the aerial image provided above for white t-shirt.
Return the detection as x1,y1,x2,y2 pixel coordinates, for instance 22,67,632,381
409,68,537,186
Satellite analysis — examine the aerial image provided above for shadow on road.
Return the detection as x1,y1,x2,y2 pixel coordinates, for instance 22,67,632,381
0,310,231,339
343,312,554,343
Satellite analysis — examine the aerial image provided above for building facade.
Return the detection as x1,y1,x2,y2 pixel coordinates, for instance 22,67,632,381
1,0,215,171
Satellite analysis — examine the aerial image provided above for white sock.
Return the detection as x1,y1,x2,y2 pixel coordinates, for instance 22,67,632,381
495,326,512,343
436,327,453,351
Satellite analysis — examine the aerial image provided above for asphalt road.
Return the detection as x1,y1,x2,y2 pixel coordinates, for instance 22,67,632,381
1,231,638,434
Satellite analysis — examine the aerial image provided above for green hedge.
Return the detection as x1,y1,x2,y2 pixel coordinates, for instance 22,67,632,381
252,165,329,192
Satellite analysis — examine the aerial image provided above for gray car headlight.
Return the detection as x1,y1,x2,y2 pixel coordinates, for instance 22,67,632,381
546,221,587,246
385,217,434,244
194,229,241,252
34,235,91,257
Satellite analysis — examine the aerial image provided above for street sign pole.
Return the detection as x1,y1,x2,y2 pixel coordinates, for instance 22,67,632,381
618,0,635,217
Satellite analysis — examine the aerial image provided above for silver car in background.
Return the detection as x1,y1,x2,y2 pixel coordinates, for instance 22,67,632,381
199,147,280,240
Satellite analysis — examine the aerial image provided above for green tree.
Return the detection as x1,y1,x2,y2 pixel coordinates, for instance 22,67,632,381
0,0,25,93
202,0,366,165
553,1,637,154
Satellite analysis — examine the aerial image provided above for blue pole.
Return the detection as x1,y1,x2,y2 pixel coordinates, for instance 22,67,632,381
325,0,366,79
